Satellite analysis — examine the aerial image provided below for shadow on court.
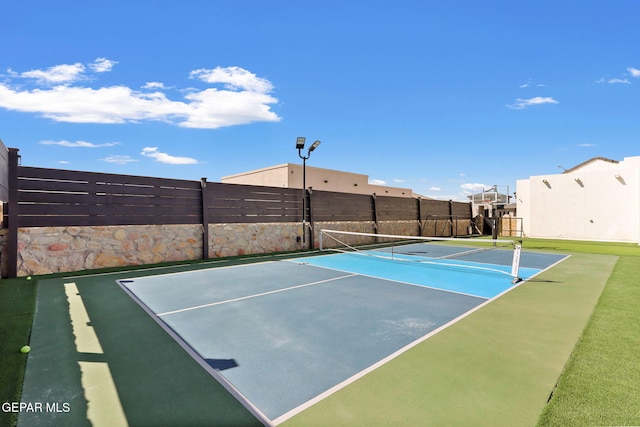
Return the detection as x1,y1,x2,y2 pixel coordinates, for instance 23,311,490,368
207,358,239,371
19,273,262,427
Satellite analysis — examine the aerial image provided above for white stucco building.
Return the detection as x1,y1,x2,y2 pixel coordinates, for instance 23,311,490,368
516,156,640,243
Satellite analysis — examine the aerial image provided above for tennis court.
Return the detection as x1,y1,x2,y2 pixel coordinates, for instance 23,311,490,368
117,233,565,425
18,233,569,426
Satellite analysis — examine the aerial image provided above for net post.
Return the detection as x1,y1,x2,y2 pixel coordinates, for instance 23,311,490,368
511,240,522,283
319,229,324,251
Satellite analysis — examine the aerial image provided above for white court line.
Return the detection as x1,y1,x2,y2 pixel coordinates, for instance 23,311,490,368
273,253,572,425
287,258,490,300
156,273,358,317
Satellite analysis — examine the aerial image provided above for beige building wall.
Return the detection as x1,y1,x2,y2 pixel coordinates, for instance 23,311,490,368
222,163,415,197
221,164,291,188
516,156,640,243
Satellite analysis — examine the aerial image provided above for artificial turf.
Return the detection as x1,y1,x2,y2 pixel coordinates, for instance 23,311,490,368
2,240,640,426
0,278,36,427
536,254,640,426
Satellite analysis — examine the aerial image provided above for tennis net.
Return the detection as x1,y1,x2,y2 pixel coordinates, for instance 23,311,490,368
319,229,522,283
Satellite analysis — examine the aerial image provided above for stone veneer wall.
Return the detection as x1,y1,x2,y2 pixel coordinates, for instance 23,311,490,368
9,222,306,277
3,219,460,277
208,223,302,257
377,220,420,236
16,225,203,276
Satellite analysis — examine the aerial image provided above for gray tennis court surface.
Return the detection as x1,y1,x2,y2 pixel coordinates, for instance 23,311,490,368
119,251,566,425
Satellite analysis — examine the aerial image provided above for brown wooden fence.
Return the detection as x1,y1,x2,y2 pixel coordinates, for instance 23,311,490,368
2,147,473,277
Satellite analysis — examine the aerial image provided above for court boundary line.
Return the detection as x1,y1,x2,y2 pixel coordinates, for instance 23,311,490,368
60,251,323,281
117,279,275,427
113,252,571,426
155,273,358,317
273,253,572,425
117,259,278,283
287,258,491,300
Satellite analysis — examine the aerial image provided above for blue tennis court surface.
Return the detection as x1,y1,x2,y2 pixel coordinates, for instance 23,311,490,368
118,249,567,425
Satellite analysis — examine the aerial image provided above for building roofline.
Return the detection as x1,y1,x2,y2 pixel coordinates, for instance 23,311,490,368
221,163,291,180
562,156,619,173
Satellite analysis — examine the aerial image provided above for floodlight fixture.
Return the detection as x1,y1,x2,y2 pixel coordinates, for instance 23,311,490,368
309,140,321,152
295,136,322,250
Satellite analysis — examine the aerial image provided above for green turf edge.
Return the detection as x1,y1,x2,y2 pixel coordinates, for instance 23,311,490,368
521,237,640,257
0,249,320,427
0,278,36,427
536,255,640,426
281,253,616,427
16,267,265,427
4,242,638,426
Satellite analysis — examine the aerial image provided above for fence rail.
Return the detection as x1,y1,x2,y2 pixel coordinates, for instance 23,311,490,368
15,166,203,227
2,147,474,277
205,182,303,223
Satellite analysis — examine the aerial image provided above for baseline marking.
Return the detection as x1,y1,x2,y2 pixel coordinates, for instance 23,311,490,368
156,273,358,317
287,258,490,300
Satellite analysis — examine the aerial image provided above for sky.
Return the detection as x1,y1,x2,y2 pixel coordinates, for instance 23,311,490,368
1,1,639,201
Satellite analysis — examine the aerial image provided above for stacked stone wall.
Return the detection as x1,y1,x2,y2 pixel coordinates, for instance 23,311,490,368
4,219,471,277
312,221,376,248
17,225,203,276
209,223,302,257
377,220,420,236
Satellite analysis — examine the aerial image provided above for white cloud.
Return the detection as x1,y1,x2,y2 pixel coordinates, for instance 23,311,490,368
628,67,640,78
507,96,558,110
39,139,120,148
101,155,137,164
460,183,488,193
190,66,273,93
141,147,198,165
17,58,116,85
20,63,86,85
577,143,597,147
597,76,630,84
90,58,117,73
519,80,545,89
369,179,387,185
0,62,280,129
393,178,405,183
0,84,189,124
142,81,168,90
429,186,441,191
180,87,279,129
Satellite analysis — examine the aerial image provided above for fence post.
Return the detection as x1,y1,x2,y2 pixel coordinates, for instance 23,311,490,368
7,148,19,278
307,188,314,249
417,197,424,236
448,200,454,237
372,194,379,235
200,178,209,259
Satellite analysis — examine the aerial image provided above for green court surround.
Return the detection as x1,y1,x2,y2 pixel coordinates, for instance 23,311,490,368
282,253,615,426
17,252,615,426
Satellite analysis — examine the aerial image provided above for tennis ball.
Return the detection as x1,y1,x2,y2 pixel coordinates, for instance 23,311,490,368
26,276,32,280
20,345,31,354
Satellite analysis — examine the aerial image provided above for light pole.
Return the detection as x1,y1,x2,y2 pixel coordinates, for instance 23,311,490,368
296,137,321,249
